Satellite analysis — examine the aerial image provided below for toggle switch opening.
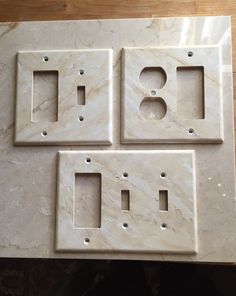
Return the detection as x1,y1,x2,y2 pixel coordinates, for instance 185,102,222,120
159,190,168,211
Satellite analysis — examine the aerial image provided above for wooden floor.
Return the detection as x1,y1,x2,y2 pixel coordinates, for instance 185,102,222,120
0,0,235,135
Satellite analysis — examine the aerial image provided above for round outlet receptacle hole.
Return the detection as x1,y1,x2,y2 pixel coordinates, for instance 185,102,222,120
122,172,128,179
41,131,47,137
78,116,84,122
140,97,167,120
85,157,91,164
79,69,84,75
122,223,128,229
84,238,90,244
43,56,49,62
140,67,166,89
188,51,193,57
161,223,167,230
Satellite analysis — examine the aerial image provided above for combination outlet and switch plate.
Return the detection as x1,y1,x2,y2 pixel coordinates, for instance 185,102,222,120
122,46,222,143
15,50,113,145
56,151,197,253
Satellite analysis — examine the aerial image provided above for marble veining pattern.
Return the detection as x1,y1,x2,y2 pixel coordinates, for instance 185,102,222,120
15,50,113,145
56,151,197,253
122,46,223,143
0,16,235,263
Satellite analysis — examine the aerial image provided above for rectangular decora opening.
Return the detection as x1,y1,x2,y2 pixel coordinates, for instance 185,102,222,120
33,71,58,122
177,66,205,119
74,173,101,228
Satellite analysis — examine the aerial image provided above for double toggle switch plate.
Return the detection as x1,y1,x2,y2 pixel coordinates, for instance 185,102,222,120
0,16,235,263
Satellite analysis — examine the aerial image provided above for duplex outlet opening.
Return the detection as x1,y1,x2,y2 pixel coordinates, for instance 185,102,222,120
140,67,167,89
140,97,167,120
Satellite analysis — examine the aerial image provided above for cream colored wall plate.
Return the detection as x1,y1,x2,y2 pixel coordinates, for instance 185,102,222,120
15,50,113,145
122,46,222,143
0,16,235,263
56,151,197,253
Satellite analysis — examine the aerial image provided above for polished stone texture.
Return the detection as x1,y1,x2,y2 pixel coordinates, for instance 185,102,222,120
122,46,222,143
0,16,235,262
56,151,197,253
15,50,113,145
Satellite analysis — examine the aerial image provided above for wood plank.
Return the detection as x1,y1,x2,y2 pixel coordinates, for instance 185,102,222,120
0,0,197,21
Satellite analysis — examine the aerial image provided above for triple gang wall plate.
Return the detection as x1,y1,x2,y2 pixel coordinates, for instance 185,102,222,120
0,16,235,263
56,151,197,253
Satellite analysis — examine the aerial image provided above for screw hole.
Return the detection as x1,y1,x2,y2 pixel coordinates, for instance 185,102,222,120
41,131,47,137
160,172,166,178
151,90,156,96
122,172,128,179
43,56,49,62
85,157,91,164
79,69,84,75
161,223,167,229
84,238,90,244
188,128,194,134
188,51,193,57
122,223,128,229
78,116,84,122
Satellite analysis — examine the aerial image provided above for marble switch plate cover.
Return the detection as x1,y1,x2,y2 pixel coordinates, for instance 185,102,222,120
15,50,113,145
122,46,222,143
0,16,235,263
56,151,197,253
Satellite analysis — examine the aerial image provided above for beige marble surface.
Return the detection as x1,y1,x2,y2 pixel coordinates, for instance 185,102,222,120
122,46,222,143
0,16,235,262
